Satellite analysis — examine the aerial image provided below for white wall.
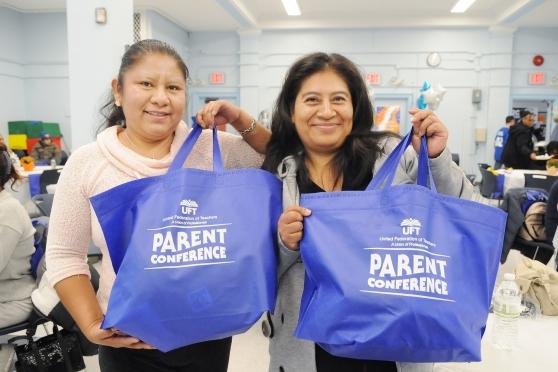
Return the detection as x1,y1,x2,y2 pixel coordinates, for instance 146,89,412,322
2,5,557,170
0,7,25,138
146,10,189,61
22,12,70,149
187,32,239,118
0,9,69,149
183,27,558,174
511,28,558,97
66,0,133,149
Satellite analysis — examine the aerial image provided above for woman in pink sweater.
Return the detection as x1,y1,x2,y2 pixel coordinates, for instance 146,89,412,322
45,39,269,372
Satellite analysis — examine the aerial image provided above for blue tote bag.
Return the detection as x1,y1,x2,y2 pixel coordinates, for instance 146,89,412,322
294,131,506,362
90,125,282,352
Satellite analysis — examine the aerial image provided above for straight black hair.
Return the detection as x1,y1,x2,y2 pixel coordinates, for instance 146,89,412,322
262,52,391,190
0,144,21,191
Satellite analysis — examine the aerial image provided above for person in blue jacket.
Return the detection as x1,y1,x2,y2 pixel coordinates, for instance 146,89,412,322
494,115,515,169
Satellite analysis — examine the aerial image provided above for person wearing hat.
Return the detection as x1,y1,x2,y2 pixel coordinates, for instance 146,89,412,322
502,110,537,169
31,131,61,165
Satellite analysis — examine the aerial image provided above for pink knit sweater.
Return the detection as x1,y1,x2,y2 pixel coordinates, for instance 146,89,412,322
45,122,263,312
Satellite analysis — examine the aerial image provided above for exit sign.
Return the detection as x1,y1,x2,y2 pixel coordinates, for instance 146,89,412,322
209,72,225,84
367,72,381,85
528,72,545,85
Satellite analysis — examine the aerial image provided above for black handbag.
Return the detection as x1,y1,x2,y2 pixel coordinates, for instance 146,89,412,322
8,321,85,372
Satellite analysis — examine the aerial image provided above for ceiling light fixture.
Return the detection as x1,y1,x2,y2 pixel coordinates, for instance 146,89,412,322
451,0,477,13
281,0,301,16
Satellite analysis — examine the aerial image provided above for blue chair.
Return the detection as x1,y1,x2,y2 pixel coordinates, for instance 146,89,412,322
478,165,502,201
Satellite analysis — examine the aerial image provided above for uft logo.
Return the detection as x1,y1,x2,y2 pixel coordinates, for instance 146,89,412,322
400,218,421,235
180,199,198,215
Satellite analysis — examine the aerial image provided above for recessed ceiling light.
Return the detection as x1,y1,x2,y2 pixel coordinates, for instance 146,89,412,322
451,0,477,13
281,0,301,16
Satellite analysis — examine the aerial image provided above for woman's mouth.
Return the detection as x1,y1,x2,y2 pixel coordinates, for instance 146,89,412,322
145,110,170,117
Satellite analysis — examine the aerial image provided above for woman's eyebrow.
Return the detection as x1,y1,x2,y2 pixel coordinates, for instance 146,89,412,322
300,91,349,97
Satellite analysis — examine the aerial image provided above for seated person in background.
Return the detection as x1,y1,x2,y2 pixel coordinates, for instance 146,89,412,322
0,133,24,175
0,144,36,327
31,132,61,165
547,141,558,157
545,141,558,175
546,180,558,246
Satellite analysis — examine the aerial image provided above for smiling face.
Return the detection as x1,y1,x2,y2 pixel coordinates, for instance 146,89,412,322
291,69,353,156
112,53,186,141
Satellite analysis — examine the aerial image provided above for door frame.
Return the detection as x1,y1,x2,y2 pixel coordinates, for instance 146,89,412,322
510,94,558,140
189,91,239,127
372,93,414,134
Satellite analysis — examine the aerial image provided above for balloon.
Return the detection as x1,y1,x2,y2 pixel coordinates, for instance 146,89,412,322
417,81,447,111
416,81,431,110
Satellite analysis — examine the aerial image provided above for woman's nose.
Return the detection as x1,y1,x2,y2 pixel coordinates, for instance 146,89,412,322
317,101,335,118
151,86,170,105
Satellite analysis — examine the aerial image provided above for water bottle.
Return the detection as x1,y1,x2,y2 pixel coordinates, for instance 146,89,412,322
491,273,522,350
50,158,56,168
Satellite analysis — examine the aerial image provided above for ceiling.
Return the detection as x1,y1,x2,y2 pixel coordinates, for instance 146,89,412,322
1,0,557,31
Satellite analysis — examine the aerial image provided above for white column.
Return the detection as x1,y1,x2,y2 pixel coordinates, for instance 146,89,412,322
481,26,516,165
238,29,261,117
66,0,133,149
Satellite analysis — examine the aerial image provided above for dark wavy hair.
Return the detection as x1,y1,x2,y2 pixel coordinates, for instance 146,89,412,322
99,39,189,131
0,144,21,191
262,52,388,190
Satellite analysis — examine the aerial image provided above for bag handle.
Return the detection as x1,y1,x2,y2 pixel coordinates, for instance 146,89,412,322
54,325,74,372
366,130,436,192
168,124,224,173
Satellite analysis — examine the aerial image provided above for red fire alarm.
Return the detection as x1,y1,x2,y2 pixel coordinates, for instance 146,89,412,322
533,55,544,67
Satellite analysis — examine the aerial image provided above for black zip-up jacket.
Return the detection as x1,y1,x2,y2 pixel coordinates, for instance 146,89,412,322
502,122,534,169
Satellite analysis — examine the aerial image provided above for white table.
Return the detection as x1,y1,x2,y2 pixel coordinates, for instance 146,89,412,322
20,165,63,177
495,169,552,195
434,314,556,372
6,166,63,214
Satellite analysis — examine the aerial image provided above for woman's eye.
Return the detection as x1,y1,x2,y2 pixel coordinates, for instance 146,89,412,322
305,97,318,103
333,96,346,102
141,81,152,87
168,85,181,91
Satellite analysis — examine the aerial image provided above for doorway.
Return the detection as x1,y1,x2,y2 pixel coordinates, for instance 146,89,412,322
371,94,413,134
511,98,556,143
189,92,239,133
